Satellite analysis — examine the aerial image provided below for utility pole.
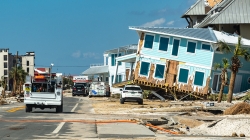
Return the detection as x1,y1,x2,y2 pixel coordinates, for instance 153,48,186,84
14,51,18,94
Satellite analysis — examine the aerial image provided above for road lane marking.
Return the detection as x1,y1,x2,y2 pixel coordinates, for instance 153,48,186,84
71,103,78,112
52,122,65,134
6,106,25,112
52,103,79,134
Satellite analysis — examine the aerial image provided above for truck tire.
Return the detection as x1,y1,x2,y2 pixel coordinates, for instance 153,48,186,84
120,98,125,104
25,105,32,113
56,104,63,113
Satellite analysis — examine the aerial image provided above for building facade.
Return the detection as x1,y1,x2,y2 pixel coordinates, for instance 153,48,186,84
20,52,35,76
113,27,250,97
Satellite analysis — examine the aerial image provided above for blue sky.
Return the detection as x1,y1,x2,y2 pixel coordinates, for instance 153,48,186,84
0,0,196,75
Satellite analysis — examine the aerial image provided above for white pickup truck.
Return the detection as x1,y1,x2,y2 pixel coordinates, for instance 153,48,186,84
24,75,63,113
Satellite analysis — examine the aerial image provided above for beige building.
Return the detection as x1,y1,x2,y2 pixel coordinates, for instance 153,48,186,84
20,52,35,76
0,49,35,91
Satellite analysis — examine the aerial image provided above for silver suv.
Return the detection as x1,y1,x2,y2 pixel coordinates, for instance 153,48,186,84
120,85,143,104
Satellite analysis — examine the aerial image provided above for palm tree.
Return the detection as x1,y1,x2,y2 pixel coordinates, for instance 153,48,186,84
16,67,28,94
217,37,250,103
0,76,7,98
214,58,230,103
9,67,17,95
9,66,28,95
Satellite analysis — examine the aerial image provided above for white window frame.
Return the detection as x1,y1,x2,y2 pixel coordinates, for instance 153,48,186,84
139,61,151,78
158,35,170,53
177,67,189,84
153,63,166,80
193,70,206,87
201,42,211,51
171,37,180,57
143,33,155,50
186,40,197,54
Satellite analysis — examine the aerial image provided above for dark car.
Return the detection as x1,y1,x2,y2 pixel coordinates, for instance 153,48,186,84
72,85,86,96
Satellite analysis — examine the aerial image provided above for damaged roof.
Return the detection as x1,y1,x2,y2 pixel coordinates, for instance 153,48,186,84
194,0,250,28
129,26,250,47
129,26,217,43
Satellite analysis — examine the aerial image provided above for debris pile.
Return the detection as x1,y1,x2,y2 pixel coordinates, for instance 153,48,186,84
224,102,250,115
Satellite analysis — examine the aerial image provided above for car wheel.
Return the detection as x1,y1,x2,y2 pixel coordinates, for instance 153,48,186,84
138,100,143,105
120,98,125,104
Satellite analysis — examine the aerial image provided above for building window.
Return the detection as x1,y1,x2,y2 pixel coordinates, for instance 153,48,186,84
159,37,169,51
27,68,30,73
178,68,189,83
4,70,7,75
194,71,204,86
187,41,196,53
202,44,211,51
111,75,122,83
111,54,121,66
4,62,7,68
140,62,150,76
172,39,180,56
154,64,165,78
26,61,29,66
144,34,154,49
4,55,7,61
106,76,109,82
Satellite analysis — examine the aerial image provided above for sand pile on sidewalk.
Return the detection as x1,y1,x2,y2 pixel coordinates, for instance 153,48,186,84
224,102,250,115
192,118,250,136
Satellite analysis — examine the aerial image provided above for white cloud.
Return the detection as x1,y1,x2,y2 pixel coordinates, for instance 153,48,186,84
72,50,81,58
167,20,175,25
83,52,100,59
142,18,165,27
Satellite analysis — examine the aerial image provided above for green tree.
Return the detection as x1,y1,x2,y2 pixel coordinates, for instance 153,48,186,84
0,76,7,98
9,66,28,95
214,58,230,103
217,37,250,103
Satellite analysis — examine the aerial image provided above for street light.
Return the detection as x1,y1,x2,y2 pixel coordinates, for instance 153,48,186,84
50,63,54,84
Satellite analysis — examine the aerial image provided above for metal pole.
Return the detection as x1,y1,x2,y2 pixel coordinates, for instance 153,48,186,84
50,65,52,85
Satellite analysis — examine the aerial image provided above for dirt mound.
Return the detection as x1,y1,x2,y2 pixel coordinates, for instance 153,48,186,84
224,102,250,115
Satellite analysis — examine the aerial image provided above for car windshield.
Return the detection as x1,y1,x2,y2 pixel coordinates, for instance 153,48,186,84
125,87,141,90
75,83,87,86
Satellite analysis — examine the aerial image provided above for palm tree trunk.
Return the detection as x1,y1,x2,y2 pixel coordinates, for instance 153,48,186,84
218,84,224,103
227,71,236,103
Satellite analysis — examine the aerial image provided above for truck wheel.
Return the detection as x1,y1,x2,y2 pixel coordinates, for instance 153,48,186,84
25,105,32,113
56,105,63,113
120,98,125,104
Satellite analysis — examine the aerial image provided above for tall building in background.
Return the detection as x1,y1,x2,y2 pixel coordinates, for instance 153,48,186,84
20,52,35,76
0,49,35,91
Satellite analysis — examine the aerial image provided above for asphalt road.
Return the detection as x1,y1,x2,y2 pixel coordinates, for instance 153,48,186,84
0,95,247,140
0,95,157,140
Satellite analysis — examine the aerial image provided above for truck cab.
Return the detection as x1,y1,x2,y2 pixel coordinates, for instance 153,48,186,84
24,75,63,113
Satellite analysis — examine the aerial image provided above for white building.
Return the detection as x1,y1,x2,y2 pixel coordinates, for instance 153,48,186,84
82,44,137,94
0,49,35,91
20,52,35,76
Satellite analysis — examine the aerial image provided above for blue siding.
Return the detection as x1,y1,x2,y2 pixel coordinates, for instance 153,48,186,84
211,70,250,93
141,34,213,67
213,53,250,71
178,64,211,87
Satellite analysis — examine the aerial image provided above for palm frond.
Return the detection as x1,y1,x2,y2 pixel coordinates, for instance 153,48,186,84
217,40,231,53
214,63,221,70
222,58,230,69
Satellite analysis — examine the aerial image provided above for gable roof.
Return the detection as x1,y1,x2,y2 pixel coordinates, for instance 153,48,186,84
194,0,250,28
181,0,207,18
129,26,217,43
129,26,250,47
82,65,109,75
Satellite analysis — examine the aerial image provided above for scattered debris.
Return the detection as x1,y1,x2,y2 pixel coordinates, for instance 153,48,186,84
224,102,250,115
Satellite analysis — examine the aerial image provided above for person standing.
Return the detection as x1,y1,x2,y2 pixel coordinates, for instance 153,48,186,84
106,84,110,97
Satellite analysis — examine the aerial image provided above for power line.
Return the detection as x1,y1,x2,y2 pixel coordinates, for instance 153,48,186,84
21,64,90,67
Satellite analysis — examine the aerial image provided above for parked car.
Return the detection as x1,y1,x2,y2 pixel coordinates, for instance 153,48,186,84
72,84,87,96
120,85,143,104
